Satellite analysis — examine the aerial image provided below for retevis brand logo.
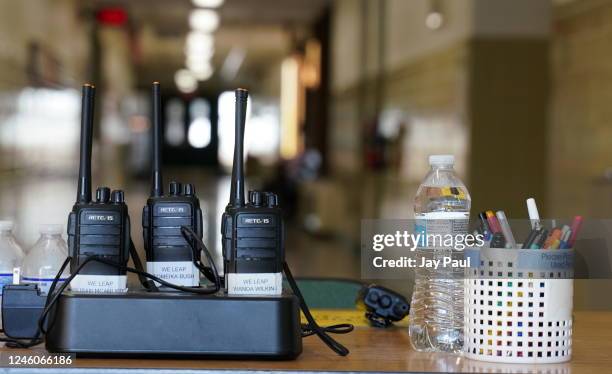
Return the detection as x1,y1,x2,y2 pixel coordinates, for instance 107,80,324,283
159,207,186,213
87,215,115,221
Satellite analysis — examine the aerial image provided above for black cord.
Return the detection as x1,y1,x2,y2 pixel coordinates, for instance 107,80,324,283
36,231,221,336
180,226,221,289
282,262,353,356
300,324,354,338
129,240,158,292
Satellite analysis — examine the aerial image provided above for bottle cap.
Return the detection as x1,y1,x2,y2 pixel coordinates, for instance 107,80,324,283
0,220,14,231
39,224,63,235
429,154,455,166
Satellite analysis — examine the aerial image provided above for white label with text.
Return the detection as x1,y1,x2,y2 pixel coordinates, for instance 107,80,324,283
226,272,282,295
69,275,127,293
147,261,199,287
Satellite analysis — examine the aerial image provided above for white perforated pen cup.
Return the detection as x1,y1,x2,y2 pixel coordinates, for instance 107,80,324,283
464,247,574,364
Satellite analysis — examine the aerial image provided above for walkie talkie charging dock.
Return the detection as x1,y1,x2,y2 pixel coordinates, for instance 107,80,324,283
45,86,303,359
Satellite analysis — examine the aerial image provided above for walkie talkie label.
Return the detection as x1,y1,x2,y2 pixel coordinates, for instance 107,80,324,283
80,211,120,225
237,214,276,227
154,203,192,217
69,275,127,293
226,272,282,295
147,261,199,287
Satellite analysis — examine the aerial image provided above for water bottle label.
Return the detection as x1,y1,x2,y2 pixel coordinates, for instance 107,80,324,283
415,212,469,247
146,261,199,287
0,274,12,295
21,276,68,295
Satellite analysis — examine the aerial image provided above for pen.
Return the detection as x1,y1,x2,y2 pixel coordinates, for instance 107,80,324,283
526,198,541,230
567,216,583,248
496,211,517,248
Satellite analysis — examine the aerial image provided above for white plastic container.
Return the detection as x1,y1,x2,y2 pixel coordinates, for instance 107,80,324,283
464,247,574,363
22,224,69,294
0,220,25,327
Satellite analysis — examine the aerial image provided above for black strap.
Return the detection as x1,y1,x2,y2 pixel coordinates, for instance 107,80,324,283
282,262,353,356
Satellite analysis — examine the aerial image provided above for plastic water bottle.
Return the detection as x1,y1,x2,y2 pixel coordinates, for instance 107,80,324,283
22,224,69,294
409,155,471,353
0,221,25,327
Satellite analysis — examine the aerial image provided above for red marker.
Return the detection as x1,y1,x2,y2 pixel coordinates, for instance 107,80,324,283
567,216,583,248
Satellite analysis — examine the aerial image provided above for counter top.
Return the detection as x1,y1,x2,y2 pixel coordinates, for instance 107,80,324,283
2,311,610,373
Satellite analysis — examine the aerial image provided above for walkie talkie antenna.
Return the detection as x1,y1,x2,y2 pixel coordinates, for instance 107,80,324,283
229,88,248,207
151,82,163,197
77,84,95,203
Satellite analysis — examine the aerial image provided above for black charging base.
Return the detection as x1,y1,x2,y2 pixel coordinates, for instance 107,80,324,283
45,291,302,359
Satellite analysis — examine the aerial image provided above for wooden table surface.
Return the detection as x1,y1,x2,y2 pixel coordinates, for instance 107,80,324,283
4,311,612,373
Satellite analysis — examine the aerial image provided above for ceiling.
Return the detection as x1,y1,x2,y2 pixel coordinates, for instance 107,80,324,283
85,0,330,92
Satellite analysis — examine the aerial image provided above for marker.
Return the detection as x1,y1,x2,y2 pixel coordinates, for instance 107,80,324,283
544,228,562,249
496,211,517,248
478,212,492,241
560,225,570,238
485,210,501,233
530,229,548,249
522,228,540,249
567,216,583,248
559,229,572,249
549,238,561,250
490,232,506,248
526,198,541,230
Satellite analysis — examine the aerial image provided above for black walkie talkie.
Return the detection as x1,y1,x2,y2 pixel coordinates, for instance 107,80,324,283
142,82,203,287
67,84,130,292
222,89,284,294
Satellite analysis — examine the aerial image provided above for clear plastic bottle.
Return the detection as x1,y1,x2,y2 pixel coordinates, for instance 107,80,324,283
409,155,471,354
0,221,25,327
22,224,69,295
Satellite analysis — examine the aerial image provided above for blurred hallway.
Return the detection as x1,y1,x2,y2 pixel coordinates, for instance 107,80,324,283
0,0,611,308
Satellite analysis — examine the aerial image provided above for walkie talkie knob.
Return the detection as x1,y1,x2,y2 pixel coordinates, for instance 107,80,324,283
169,181,182,195
96,187,111,203
266,192,278,208
184,183,195,196
249,190,263,206
111,190,124,204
